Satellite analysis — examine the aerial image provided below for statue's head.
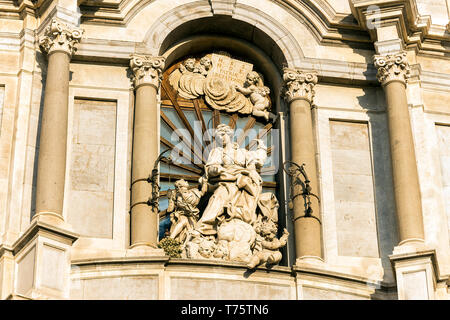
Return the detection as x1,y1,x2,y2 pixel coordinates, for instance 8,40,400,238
215,124,233,146
184,58,196,71
259,218,278,240
174,179,189,191
200,56,212,70
198,239,216,258
246,71,263,86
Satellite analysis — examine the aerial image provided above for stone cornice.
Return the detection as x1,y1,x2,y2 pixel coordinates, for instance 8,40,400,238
9,219,79,256
130,54,165,89
39,18,84,56
349,0,447,53
373,51,410,86
282,68,318,104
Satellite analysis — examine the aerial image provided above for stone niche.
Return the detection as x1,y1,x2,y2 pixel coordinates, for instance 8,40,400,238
159,53,287,269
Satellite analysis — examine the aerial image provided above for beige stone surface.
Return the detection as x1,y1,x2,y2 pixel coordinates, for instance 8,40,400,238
302,286,367,300
402,270,429,300
416,0,450,26
15,246,36,296
330,121,379,258
0,0,449,301
170,276,292,300
67,99,116,239
76,276,159,300
436,125,450,245
41,244,65,291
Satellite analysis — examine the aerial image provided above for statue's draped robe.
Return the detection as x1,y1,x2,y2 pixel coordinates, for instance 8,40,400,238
197,142,267,235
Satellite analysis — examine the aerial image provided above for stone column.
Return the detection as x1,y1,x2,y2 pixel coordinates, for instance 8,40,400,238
129,54,165,248
373,51,425,247
35,19,83,225
283,68,323,263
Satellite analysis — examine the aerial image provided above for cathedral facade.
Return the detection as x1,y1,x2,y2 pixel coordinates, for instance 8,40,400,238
0,0,449,300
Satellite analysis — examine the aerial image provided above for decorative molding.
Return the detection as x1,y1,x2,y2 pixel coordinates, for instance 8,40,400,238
208,0,237,16
282,68,318,104
38,18,83,56
348,0,450,55
130,54,165,89
373,51,410,86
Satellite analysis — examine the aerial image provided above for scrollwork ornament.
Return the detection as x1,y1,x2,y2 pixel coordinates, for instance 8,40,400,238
373,52,410,86
282,68,318,104
39,19,84,56
130,55,165,89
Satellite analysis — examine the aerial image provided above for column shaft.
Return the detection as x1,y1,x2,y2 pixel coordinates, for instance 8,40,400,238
129,54,165,248
374,52,425,246
35,19,83,223
35,52,70,219
384,81,424,244
130,84,159,247
289,98,322,260
283,68,322,263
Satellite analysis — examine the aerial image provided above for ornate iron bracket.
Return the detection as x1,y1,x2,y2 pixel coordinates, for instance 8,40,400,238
147,148,172,209
283,161,321,224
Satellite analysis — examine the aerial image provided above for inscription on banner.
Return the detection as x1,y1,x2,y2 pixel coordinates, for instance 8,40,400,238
209,54,253,86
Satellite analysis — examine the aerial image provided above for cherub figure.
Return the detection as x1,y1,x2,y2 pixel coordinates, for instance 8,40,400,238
198,238,217,259
196,56,212,76
247,217,289,269
235,71,271,121
179,57,197,74
168,179,203,243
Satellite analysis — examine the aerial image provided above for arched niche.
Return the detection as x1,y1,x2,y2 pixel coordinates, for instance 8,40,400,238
154,16,297,266
155,15,297,114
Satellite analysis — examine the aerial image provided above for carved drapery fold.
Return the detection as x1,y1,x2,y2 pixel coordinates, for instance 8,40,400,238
282,68,318,104
130,54,165,89
39,19,84,56
373,51,410,86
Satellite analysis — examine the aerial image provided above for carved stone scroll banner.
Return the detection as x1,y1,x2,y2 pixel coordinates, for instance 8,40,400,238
169,53,272,120
209,53,253,86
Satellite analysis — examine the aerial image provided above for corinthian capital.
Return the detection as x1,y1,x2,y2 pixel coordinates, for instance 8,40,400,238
373,51,410,86
130,54,165,89
282,68,318,104
39,19,84,56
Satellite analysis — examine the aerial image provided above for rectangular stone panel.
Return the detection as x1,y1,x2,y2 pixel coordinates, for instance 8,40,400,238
170,277,292,300
16,246,36,296
403,270,429,300
41,245,65,291
436,125,450,245
0,86,4,134
302,286,367,300
81,276,159,300
330,120,380,258
68,99,116,239
210,53,253,86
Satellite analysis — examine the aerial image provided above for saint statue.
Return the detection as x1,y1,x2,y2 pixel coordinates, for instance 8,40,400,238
195,124,267,235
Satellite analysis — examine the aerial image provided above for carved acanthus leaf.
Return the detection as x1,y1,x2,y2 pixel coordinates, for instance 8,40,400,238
130,55,165,89
373,52,410,86
39,19,84,56
282,68,318,104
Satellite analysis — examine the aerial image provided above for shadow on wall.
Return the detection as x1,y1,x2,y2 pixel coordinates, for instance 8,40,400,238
357,87,399,286
31,50,48,221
